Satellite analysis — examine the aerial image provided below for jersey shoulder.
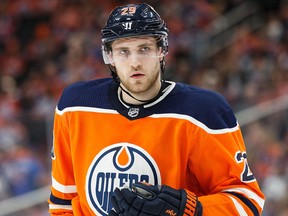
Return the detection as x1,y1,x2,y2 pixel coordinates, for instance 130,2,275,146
167,82,237,129
57,78,113,111
173,82,231,111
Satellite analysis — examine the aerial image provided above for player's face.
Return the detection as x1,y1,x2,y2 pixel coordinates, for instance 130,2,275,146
111,36,163,102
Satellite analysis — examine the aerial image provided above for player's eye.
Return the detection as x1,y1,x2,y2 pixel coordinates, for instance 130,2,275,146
119,49,130,56
140,47,150,53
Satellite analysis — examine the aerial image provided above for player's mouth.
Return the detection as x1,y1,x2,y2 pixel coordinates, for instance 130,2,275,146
131,72,145,79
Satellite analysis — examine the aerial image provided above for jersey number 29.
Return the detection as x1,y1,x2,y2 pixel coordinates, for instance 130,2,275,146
235,151,256,183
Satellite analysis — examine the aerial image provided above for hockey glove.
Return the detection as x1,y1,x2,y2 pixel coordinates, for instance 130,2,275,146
109,182,202,216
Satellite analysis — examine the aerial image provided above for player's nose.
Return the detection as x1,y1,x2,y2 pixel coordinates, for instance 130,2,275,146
129,56,142,70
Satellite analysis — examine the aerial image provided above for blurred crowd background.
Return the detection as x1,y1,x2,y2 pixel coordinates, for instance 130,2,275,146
0,0,287,215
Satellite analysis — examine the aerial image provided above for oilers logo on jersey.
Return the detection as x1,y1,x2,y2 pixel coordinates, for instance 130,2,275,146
49,79,265,215
85,143,161,215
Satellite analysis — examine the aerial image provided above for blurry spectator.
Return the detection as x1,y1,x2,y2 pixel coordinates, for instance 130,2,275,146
0,145,48,198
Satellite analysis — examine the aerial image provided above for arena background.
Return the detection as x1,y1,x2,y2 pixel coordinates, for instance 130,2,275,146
0,0,287,215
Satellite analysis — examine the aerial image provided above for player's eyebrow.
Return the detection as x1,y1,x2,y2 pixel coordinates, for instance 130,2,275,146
138,42,156,47
112,37,157,49
113,42,155,50
112,45,129,51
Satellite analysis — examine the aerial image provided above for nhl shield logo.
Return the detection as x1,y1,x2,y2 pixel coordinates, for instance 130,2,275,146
86,143,161,215
128,108,139,118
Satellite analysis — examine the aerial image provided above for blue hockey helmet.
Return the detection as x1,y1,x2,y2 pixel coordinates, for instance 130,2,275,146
101,3,169,64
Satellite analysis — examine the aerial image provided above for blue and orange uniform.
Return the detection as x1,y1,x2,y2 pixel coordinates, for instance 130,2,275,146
48,78,265,215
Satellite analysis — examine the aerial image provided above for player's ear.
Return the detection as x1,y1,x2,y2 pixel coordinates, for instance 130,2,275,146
108,53,115,66
157,47,165,61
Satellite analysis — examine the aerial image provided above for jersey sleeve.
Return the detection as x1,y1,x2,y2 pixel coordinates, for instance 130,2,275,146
188,98,265,215
48,107,78,215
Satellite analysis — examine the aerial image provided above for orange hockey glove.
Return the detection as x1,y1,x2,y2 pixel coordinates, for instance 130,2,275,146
109,182,202,216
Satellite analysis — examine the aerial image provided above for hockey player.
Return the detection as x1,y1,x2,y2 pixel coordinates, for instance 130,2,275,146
48,3,265,216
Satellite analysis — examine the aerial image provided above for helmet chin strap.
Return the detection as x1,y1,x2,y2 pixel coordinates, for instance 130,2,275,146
119,81,165,104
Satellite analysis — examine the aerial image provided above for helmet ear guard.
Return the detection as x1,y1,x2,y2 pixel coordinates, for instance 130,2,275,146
101,43,114,65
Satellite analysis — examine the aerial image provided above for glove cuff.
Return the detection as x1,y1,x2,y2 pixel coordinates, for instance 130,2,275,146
183,190,203,216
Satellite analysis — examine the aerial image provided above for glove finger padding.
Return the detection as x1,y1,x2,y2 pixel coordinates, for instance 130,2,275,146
133,183,182,215
111,188,138,213
109,209,120,216
110,188,122,213
109,182,202,216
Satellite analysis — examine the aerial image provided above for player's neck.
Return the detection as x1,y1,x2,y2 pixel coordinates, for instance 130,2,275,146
120,81,163,105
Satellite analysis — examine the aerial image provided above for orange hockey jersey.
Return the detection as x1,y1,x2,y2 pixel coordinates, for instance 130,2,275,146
48,78,265,215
